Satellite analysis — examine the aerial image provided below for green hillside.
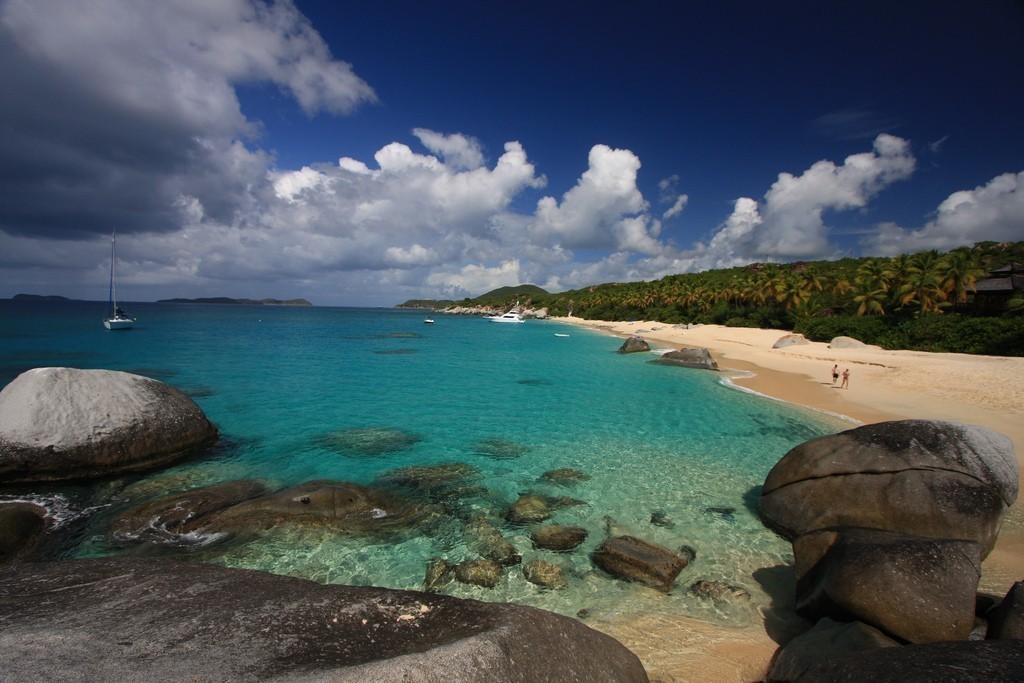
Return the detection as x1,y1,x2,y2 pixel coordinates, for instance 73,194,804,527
455,241,1024,356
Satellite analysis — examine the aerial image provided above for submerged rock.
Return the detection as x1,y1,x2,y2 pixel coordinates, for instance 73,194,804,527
317,426,422,456
424,558,455,593
592,535,689,592
0,367,218,483
532,524,588,551
689,579,750,602
455,558,504,588
473,438,530,460
376,462,480,492
466,515,521,566
506,493,587,525
201,480,442,538
523,559,568,589
650,510,674,528
0,557,649,682
538,468,591,486
110,479,269,545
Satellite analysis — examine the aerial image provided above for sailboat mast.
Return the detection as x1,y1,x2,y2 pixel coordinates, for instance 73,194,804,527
108,232,117,314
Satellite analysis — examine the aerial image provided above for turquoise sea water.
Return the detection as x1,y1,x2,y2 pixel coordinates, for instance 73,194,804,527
0,299,849,626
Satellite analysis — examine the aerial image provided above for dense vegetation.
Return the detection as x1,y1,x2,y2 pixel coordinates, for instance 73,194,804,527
453,241,1024,356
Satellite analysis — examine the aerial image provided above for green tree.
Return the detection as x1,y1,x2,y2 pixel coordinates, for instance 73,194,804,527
939,247,986,305
898,250,947,315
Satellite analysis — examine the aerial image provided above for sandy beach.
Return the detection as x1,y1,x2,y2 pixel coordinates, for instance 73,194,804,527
553,316,1024,682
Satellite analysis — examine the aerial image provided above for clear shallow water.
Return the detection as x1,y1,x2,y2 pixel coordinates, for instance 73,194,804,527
0,299,849,625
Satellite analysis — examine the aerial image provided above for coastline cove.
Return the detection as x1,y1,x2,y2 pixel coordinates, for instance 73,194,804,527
0,299,851,630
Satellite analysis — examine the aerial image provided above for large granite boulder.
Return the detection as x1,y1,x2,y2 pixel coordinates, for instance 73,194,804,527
0,367,218,483
792,527,983,643
618,335,650,353
987,581,1024,640
652,348,719,370
0,557,649,682
793,639,1024,682
767,617,901,682
759,420,1018,555
592,535,689,592
828,336,875,349
772,333,808,349
0,502,48,564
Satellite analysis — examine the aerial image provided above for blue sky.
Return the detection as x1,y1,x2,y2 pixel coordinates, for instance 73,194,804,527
1,0,1022,306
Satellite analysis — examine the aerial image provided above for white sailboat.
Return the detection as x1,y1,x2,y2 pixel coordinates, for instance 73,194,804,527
103,232,136,330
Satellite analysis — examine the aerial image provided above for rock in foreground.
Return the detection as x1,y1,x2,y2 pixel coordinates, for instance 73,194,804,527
759,420,1018,555
0,557,648,682
0,367,218,483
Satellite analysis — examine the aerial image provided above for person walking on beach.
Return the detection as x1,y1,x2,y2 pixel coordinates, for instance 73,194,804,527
841,368,850,389
832,364,839,385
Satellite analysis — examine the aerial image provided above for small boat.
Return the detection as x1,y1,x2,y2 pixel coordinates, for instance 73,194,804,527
554,333,570,337
424,318,435,324
102,232,136,330
488,310,525,323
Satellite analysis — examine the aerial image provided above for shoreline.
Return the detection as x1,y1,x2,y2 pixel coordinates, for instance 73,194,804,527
552,316,1024,682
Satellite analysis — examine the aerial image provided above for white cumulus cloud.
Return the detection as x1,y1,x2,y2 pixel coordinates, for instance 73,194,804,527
863,171,1024,255
697,134,916,268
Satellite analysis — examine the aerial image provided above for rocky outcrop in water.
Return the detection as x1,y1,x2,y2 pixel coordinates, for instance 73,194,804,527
0,367,218,483
617,335,650,353
761,419,1021,680
110,479,443,547
0,557,649,682
651,347,719,370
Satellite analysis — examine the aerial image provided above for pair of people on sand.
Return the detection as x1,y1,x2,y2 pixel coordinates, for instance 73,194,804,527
831,364,850,389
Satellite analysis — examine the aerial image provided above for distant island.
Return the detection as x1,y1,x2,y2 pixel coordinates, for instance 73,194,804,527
11,294,72,301
396,284,549,310
10,294,312,306
157,297,312,306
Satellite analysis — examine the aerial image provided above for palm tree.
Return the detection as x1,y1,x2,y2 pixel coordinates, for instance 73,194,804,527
939,247,986,306
898,250,947,315
853,279,888,316
776,275,812,311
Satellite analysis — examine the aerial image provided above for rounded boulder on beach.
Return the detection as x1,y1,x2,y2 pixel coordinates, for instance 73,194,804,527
0,367,218,483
